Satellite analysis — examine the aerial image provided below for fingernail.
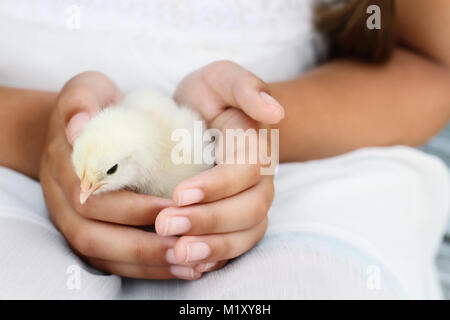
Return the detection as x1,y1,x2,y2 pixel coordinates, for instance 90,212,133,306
166,249,178,264
170,265,201,279
66,112,90,144
196,262,217,272
163,216,191,236
178,188,204,206
185,242,211,263
260,92,285,120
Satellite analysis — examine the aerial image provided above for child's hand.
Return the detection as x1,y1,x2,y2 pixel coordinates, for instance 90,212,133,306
156,61,282,272
40,71,202,280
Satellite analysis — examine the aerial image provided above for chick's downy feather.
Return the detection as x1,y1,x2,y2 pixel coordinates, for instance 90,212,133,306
72,89,212,204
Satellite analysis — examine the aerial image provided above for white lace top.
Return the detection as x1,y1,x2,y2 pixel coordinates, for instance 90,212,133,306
0,0,322,94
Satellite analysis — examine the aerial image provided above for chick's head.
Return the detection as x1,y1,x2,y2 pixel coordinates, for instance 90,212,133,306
72,107,153,204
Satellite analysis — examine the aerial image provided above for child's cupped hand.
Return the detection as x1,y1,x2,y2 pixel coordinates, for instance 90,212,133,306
161,60,283,272
40,71,194,279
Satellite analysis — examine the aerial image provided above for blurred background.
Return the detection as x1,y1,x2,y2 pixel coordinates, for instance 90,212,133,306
422,124,450,298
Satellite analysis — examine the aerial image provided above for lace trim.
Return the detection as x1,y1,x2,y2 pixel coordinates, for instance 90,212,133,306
0,0,314,42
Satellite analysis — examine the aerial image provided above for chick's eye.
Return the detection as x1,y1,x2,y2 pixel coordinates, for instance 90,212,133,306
107,164,118,175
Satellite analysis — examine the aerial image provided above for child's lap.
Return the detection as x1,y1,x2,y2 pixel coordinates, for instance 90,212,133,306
0,146,448,299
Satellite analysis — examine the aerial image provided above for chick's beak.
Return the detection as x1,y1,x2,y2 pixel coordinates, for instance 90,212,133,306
80,175,101,205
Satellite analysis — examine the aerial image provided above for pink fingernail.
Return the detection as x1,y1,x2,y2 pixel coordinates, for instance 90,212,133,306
166,249,178,264
260,92,285,120
163,216,191,236
185,242,211,263
66,112,90,144
170,265,201,279
196,262,217,272
178,188,204,206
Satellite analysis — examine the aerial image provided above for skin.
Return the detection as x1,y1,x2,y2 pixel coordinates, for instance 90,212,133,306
0,0,449,279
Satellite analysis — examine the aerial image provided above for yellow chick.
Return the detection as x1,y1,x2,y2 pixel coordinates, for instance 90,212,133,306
72,89,212,204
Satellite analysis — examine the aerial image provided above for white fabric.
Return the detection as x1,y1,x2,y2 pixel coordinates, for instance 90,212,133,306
0,0,449,299
0,147,448,299
0,0,321,94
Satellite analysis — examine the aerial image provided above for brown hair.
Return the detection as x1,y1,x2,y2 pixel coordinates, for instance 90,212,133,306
315,0,396,63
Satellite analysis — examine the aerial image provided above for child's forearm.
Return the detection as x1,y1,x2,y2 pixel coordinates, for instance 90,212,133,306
270,48,450,162
271,0,450,163
0,87,56,179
